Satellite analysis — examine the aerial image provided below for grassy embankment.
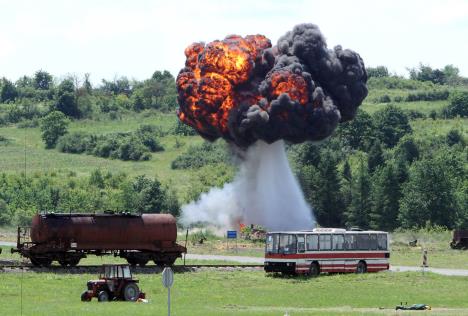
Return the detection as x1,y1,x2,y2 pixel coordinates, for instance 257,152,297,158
1,270,468,315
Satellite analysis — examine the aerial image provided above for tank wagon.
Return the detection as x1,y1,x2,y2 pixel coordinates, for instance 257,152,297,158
12,212,186,267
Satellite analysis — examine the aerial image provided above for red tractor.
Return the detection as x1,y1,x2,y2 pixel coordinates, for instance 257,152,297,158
81,264,145,302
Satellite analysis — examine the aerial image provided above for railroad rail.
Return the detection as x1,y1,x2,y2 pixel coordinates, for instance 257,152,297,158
0,263,264,273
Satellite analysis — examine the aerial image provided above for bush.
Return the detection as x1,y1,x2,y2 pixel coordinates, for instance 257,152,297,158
57,132,96,154
443,90,468,118
404,110,426,120
171,141,228,169
17,118,40,128
173,121,197,136
58,127,161,161
40,111,70,149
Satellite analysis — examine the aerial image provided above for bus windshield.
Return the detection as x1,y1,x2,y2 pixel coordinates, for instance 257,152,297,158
266,233,297,254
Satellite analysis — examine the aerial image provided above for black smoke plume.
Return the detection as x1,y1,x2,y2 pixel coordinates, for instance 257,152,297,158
177,23,368,148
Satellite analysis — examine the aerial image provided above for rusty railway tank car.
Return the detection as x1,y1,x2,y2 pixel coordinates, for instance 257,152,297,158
12,212,186,267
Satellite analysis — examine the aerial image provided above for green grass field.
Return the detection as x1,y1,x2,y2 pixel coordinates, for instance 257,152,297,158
1,270,468,315
0,112,206,196
360,99,449,115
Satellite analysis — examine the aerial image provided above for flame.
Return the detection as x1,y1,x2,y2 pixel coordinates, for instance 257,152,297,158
177,34,309,139
270,70,309,105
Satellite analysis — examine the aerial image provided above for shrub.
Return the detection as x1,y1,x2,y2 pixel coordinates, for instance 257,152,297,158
443,90,468,118
57,132,96,154
171,142,228,169
40,111,70,149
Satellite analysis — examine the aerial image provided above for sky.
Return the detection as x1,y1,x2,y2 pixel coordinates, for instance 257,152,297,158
1,0,468,84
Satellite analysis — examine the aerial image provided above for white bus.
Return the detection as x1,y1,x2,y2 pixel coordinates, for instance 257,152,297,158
264,228,390,276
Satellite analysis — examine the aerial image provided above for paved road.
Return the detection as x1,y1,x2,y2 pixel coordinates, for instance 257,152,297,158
0,241,15,246
185,254,468,276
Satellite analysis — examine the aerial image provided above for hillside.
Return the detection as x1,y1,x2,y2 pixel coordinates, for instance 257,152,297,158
0,68,467,230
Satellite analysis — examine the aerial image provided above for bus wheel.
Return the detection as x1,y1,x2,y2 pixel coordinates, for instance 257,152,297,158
309,262,320,277
356,261,367,273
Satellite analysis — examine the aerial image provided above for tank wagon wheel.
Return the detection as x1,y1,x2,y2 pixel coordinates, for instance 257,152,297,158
68,258,80,267
30,257,52,267
356,261,367,274
98,291,109,302
81,291,91,302
309,262,320,277
127,258,138,266
138,259,148,267
58,260,69,267
123,283,140,301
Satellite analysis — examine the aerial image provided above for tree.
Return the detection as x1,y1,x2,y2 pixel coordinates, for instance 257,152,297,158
345,159,371,229
446,129,465,147
129,176,179,216
372,105,412,148
337,109,375,151
55,79,79,118
301,149,344,227
89,169,105,189
408,63,445,85
40,111,70,148
33,70,53,90
0,78,18,102
398,157,457,228
444,90,468,118
342,160,352,182
366,66,389,78
367,141,384,173
394,136,419,164
369,163,400,231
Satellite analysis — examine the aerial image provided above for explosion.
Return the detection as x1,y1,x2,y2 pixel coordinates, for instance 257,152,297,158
177,23,368,148
177,24,368,230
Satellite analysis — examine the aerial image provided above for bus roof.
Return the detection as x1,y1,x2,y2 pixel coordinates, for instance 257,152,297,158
267,228,388,234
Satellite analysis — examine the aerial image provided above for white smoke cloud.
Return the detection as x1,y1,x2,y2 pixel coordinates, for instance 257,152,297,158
180,140,315,231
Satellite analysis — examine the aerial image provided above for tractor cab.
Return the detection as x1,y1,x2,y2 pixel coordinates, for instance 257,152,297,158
81,264,145,302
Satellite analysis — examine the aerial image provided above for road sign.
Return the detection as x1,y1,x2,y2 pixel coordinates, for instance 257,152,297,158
162,267,174,288
227,230,237,239
162,267,174,316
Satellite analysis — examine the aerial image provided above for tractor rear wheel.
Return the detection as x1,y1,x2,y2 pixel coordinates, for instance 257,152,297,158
123,283,140,301
58,260,68,267
98,291,109,302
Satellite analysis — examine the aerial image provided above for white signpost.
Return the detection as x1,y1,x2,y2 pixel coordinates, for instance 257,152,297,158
162,267,174,316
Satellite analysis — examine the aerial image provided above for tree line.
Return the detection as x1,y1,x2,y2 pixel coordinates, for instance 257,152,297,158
291,105,466,231
0,170,179,226
0,70,177,126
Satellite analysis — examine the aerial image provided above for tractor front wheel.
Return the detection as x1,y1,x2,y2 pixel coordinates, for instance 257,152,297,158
123,283,140,301
81,291,91,302
98,291,109,302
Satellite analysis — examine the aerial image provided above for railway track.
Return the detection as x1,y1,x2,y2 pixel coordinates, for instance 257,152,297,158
0,263,264,273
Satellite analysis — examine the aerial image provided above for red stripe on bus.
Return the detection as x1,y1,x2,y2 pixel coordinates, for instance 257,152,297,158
265,252,388,259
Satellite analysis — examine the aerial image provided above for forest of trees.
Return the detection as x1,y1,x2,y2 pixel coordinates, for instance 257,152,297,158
0,64,467,230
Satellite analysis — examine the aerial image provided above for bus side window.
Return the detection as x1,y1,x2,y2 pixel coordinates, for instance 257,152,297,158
370,234,378,250
297,235,305,253
345,234,356,250
357,234,370,250
333,234,344,250
306,234,318,251
377,234,388,250
319,234,332,251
